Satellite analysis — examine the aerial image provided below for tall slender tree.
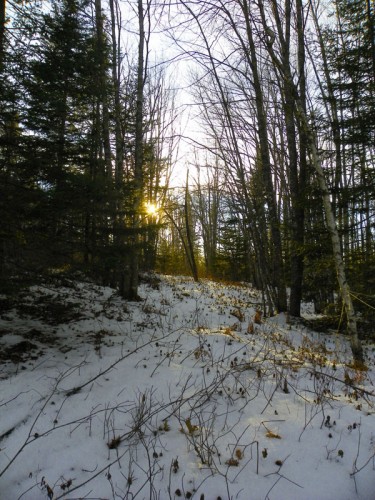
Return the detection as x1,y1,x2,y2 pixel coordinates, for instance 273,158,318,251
120,0,147,299
0,0,5,70
256,0,364,362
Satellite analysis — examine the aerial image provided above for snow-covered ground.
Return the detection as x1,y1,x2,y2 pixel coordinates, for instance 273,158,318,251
0,275,374,500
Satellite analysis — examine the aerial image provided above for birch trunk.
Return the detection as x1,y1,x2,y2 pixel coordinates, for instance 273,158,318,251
307,131,364,363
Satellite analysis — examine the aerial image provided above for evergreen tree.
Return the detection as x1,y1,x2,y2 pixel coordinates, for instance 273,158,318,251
320,0,375,312
0,0,114,285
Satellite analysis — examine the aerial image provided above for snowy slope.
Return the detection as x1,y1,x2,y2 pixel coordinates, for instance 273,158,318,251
0,275,374,500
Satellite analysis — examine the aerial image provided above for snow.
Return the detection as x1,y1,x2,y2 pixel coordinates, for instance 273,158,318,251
0,275,374,500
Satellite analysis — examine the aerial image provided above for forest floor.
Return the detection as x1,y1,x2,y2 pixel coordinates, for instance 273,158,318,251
0,274,374,500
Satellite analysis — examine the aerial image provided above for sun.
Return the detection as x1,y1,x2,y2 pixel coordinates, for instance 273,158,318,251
145,202,158,216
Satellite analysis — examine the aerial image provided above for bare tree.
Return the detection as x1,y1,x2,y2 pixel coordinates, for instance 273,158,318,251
192,158,220,277
184,171,199,281
0,0,5,70
172,0,287,312
118,0,150,299
94,0,112,177
109,0,124,186
256,0,364,362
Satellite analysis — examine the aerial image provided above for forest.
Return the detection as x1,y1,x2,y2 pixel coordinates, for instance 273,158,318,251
1,2,375,498
1,0,374,362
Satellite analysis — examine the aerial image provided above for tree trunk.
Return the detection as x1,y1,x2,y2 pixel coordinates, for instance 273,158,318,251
289,0,308,317
123,0,145,300
184,173,199,282
164,207,199,282
94,0,112,177
307,130,364,363
241,0,287,312
0,0,5,71
109,0,124,186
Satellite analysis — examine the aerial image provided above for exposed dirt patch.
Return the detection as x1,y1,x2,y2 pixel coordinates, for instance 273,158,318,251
0,328,10,338
0,340,40,363
23,327,57,344
0,278,121,365
18,298,83,325
301,316,374,340
0,297,15,315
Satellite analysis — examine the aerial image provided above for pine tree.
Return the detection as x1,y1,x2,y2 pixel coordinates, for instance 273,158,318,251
0,0,112,284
